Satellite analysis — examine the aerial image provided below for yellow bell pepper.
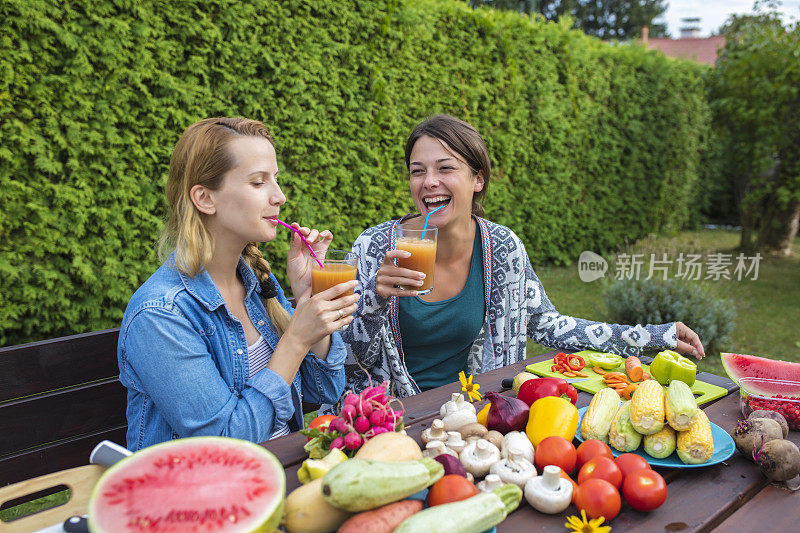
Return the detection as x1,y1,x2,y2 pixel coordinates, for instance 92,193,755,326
477,403,490,427
526,396,579,447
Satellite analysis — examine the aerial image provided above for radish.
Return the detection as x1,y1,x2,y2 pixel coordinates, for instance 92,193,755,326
343,393,359,406
370,410,386,426
344,432,363,450
354,416,370,433
331,436,345,450
341,404,356,422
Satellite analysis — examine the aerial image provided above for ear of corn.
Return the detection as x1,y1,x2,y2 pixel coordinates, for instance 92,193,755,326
677,409,714,464
629,379,666,435
608,402,643,453
643,425,677,458
581,388,621,442
665,380,699,431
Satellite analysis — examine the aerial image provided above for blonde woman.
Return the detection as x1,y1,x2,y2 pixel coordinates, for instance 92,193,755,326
118,117,355,450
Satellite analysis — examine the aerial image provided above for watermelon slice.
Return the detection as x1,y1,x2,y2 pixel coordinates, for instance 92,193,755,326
88,437,285,532
721,352,800,384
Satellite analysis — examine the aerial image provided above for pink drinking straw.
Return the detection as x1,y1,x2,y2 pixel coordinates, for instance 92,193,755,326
271,218,325,269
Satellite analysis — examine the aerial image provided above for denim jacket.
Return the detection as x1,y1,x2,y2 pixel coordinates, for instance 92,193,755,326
118,253,346,451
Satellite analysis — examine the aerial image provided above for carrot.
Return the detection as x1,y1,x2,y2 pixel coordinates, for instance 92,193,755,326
603,375,628,385
592,366,607,375
622,383,639,400
571,370,589,377
625,356,644,382
563,370,578,377
337,499,424,533
603,372,627,381
605,380,628,390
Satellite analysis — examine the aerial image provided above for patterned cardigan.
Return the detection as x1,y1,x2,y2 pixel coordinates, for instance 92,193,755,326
339,216,677,399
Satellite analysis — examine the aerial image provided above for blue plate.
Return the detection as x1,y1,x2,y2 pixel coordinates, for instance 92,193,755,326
407,489,497,533
576,406,735,468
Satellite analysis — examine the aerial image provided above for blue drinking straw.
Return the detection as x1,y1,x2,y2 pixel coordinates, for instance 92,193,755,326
422,204,445,239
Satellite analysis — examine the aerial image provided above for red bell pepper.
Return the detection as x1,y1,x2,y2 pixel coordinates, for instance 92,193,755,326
567,354,585,371
517,376,578,406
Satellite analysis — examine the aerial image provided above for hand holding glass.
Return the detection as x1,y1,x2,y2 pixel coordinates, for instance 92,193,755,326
310,250,357,330
395,224,437,296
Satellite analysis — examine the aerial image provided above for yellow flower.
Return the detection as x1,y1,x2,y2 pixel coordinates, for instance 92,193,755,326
565,510,611,533
458,371,483,402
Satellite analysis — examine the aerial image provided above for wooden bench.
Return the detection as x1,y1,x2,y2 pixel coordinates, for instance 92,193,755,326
0,329,126,487
0,304,317,488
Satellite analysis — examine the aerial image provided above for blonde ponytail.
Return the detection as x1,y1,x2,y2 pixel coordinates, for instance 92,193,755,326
243,243,291,336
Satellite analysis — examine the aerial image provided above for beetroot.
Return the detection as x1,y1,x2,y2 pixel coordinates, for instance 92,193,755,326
433,454,470,479
754,438,800,481
485,392,530,434
732,418,783,458
748,410,789,438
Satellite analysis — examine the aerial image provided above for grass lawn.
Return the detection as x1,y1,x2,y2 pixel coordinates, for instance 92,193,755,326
527,229,800,377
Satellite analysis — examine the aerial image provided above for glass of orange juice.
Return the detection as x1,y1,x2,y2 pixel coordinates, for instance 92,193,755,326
311,249,357,330
395,224,437,295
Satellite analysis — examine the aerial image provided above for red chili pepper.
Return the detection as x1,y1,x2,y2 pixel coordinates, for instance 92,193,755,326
567,355,585,371
518,376,578,406
553,352,568,366
551,364,560,372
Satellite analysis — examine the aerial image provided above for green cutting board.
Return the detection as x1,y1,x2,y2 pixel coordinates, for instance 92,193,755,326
526,350,728,405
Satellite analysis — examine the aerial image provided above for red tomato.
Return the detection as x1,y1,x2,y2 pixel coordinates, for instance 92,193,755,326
534,436,577,474
576,439,614,470
614,453,651,480
578,456,623,489
574,478,622,520
622,469,668,512
306,414,337,441
427,474,479,507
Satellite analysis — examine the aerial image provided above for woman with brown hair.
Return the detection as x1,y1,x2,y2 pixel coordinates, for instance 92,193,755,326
118,117,355,450
340,114,704,398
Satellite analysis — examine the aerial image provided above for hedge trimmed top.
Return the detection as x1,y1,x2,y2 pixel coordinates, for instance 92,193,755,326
0,0,710,345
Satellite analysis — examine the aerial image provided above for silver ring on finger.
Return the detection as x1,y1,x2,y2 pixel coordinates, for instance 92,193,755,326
337,309,343,320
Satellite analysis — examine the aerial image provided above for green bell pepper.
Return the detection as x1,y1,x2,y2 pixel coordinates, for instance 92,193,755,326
650,350,697,387
586,352,625,370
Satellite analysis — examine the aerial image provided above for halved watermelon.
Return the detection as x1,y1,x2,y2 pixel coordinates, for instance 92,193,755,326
721,352,800,384
88,437,285,532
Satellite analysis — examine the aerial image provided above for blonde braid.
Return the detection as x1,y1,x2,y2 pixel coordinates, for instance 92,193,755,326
243,243,291,336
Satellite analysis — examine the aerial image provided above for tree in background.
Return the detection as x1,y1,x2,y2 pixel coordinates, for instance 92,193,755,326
468,0,668,39
707,1,800,255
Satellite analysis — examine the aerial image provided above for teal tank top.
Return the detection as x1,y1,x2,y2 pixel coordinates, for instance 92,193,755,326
399,229,486,391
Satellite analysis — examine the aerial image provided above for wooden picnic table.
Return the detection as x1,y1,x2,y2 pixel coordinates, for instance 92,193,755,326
262,351,800,532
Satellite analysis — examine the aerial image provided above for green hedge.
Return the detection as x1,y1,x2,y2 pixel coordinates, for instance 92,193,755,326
0,0,712,346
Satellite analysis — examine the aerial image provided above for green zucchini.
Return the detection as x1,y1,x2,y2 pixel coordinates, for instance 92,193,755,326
321,457,443,512
394,485,522,533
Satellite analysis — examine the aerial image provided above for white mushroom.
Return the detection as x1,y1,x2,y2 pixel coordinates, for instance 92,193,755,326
442,403,478,432
421,419,448,444
476,474,505,492
445,431,467,454
501,431,535,464
489,447,537,488
484,430,504,449
423,440,458,459
459,422,489,442
524,465,573,514
459,438,501,478
440,392,476,417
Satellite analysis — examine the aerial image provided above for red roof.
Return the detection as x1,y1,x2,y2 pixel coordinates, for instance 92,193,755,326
645,36,726,65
